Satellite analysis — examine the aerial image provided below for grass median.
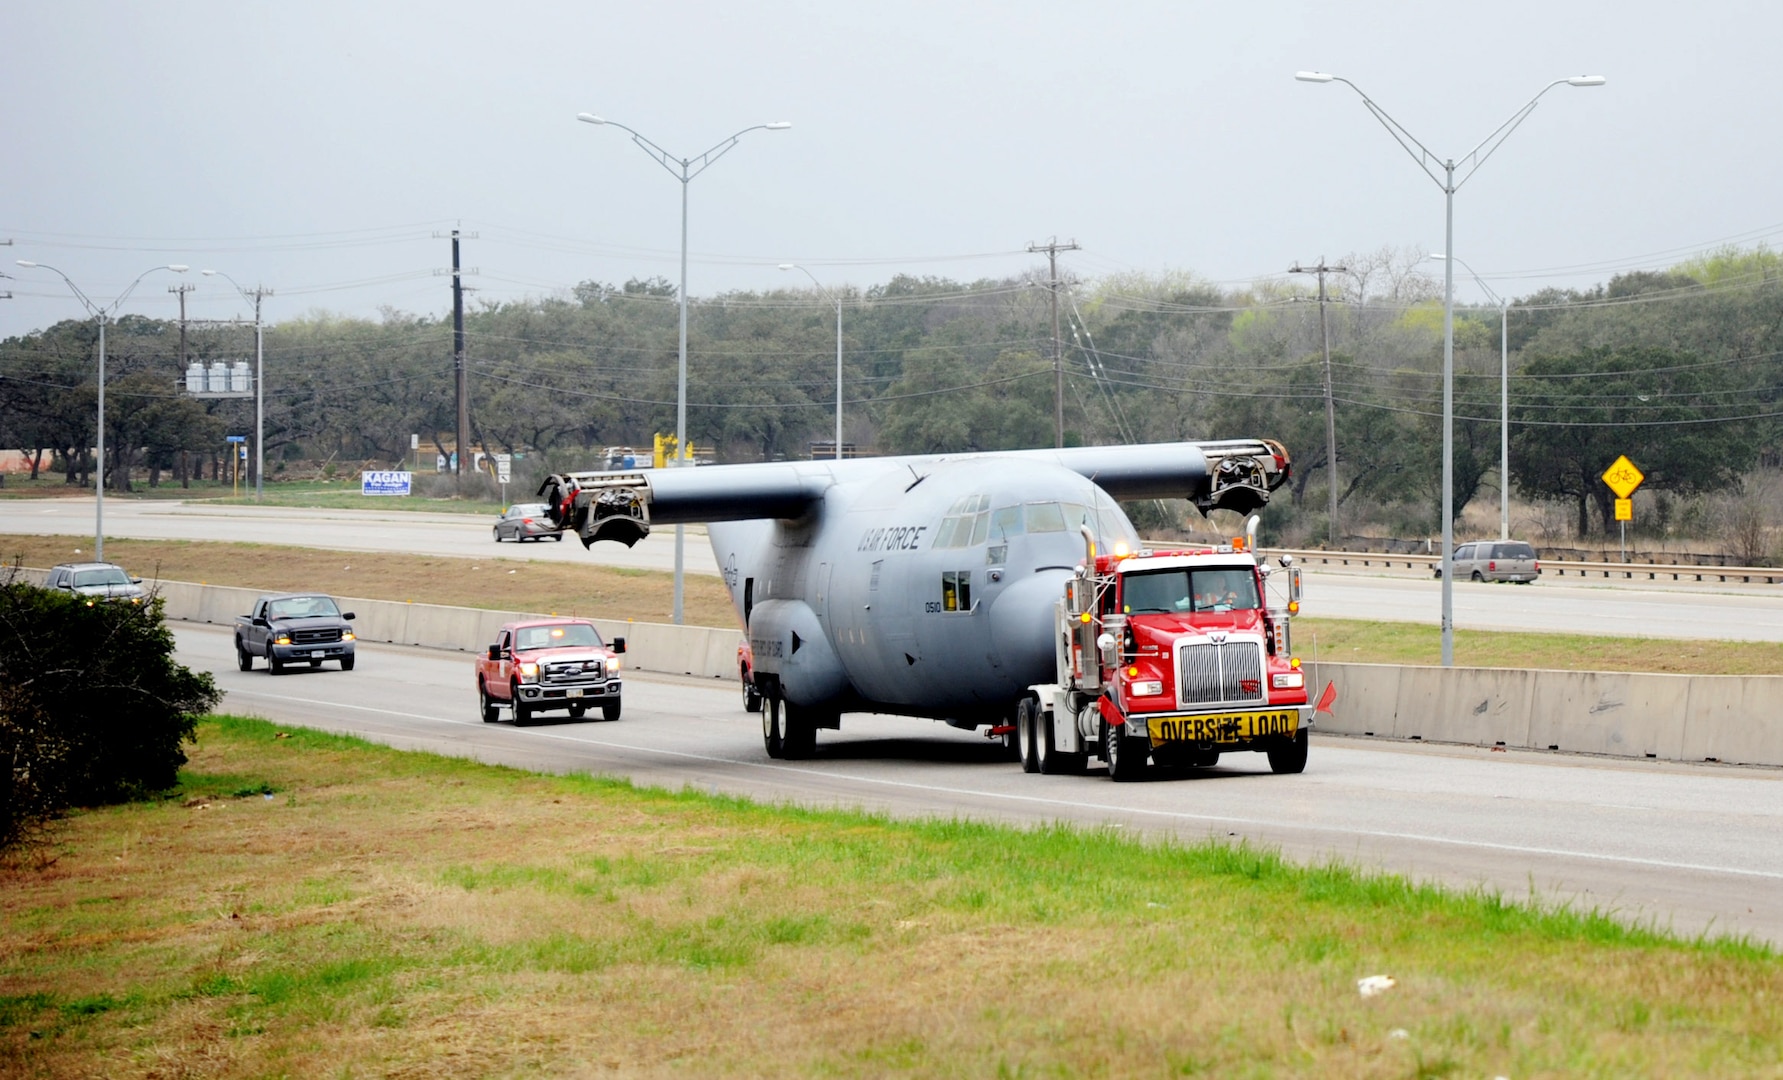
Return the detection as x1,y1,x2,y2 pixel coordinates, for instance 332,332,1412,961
9,534,1783,674
2,716,1777,1077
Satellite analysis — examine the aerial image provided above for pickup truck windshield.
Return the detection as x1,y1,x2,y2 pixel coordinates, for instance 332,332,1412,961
515,624,601,650
73,567,131,587
1122,567,1260,614
267,596,341,620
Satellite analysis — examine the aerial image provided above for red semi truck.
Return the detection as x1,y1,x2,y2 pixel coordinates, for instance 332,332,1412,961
1017,519,1310,779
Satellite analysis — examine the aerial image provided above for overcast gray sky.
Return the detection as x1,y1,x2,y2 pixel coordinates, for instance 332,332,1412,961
2,1,1775,338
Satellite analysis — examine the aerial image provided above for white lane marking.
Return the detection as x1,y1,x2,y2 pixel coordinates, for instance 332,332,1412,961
228,688,1783,883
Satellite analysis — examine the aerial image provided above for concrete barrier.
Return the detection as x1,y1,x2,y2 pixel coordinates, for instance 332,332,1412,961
1306,660,1783,767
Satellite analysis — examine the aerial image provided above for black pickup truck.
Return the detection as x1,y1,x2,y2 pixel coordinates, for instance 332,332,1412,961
234,593,357,674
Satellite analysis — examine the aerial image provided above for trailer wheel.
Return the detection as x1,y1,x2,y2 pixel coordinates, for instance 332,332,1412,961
763,694,785,759
1104,716,1147,782
782,701,818,760
1267,729,1309,775
1017,697,1040,773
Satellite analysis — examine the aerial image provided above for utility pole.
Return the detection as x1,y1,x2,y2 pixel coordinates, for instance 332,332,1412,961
170,281,195,371
1028,237,1080,448
1289,258,1347,546
0,239,11,299
451,229,468,480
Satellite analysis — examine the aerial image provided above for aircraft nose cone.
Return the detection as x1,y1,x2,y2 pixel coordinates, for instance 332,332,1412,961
988,569,1072,685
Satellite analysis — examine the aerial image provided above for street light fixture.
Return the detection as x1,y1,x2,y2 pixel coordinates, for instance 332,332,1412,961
1296,70,1603,666
1430,253,1511,541
201,270,273,503
577,112,792,624
778,264,845,460
15,260,188,561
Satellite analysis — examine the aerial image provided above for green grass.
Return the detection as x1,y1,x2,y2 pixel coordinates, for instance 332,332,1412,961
1,715,1777,1077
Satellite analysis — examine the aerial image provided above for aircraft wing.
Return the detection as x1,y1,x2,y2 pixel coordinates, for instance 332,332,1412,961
538,439,1287,548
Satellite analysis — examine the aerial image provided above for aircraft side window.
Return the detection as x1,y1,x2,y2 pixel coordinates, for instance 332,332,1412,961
986,544,1007,566
968,511,990,546
940,570,973,612
990,506,1024,539
1025,502,1067,533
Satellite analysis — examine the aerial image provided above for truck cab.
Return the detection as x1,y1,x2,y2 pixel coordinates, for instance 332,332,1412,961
1021,520,1311,779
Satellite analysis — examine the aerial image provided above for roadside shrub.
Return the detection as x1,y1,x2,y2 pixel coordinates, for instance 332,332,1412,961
0,572,219,855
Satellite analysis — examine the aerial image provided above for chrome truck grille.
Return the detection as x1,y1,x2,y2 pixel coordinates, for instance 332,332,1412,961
290,627,343,645
1176,639,1266,707
542,659,606,684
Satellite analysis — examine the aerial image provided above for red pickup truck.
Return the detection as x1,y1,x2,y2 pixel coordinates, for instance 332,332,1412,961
476,619,626,726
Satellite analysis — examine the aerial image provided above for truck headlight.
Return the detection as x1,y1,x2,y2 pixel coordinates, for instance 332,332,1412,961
342,631,355,641
1272,672,1304,689
274,634,292,646
609,657,621,672
517,662,540,682
1130,680,1164,697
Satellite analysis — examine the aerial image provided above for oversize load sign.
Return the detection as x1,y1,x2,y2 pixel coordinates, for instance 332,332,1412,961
1147,709,1299,745
362,470,412,496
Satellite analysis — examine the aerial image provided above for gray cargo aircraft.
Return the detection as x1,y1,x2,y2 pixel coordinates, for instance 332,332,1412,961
539,440,1288,758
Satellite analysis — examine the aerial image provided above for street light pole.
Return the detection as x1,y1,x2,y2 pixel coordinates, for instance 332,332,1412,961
577,113,791,624
202,270,273,501
1295,70,1603,666
779,264,844,460
1430,254,1511,540
15,260,188,561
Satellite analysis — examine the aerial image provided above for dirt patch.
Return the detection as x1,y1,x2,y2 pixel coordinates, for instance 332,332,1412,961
2,535,740,629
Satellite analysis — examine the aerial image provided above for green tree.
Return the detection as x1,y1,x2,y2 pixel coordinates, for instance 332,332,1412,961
1511,346,1760,536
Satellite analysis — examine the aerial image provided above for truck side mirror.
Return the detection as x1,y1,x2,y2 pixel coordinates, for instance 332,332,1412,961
342,612,356,621
130,576,143,585
253,616,268,627
1096,632,1117,668
1288,567,1303,603
612,637,626,654
487,644,501,661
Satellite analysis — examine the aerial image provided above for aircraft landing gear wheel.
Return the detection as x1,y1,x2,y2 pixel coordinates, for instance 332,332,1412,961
782,701,818,760
742,671,762,713
479,681,499,723
1268,729,1309,775
763,694,786,758
1104,716,1147,782
1017,697,1040,774
237,642,253,671
998,705,1021,763
601,700,621,722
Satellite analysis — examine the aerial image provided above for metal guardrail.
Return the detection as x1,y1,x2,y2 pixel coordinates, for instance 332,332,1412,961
1257,547,1783,585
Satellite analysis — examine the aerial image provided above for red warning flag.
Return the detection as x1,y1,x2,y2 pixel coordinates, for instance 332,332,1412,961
1315,681,1338,715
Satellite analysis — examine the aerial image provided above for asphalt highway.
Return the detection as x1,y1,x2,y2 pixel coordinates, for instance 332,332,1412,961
9,497,1783,639
174,623,1783,945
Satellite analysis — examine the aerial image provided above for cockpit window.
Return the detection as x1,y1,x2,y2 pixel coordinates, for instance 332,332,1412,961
1121,568,1260,614
1024,502,1067,533
933,495,992,549
989,506,1024,539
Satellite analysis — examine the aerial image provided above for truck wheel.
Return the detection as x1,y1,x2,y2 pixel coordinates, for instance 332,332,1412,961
782,701,818,760
568,703,586,719
1471,570,1485,582
236,641,254,672
1017,697,1040,774
512,685,531,727
340,655,355,672
601,699,621,723
1104,717,1147,782
1267,729,1309,775
1036,708,1084,775
997,705,1021,763
266,645,284,676
763,695,786,759
479,681,499,723
742,668,762,713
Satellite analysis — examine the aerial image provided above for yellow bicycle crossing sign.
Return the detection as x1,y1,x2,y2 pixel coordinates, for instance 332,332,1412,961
1601,455,1645,499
